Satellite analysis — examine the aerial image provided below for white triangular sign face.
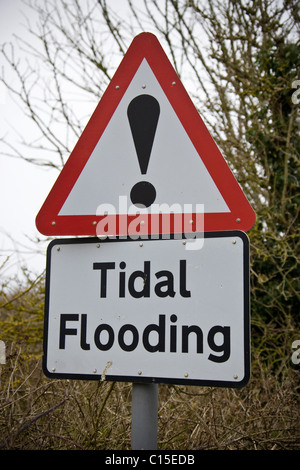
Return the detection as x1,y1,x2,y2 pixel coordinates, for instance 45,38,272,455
59,59,229,217
36,33,255,236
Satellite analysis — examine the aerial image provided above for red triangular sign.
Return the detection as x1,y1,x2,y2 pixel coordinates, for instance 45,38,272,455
36,32,255,236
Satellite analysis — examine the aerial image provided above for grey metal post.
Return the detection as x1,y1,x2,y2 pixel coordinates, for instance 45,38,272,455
131,383,158,450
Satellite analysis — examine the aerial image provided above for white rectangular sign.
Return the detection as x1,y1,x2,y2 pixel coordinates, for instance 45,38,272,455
43,232,250,387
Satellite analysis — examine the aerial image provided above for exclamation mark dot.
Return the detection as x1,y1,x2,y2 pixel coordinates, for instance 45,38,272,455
128,94,160,208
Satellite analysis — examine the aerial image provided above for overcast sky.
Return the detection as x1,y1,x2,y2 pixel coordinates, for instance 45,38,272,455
0,0,211,283
0,0,57,280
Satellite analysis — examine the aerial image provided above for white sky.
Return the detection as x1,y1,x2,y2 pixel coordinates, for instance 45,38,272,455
0,0,212,284
0,0,57,281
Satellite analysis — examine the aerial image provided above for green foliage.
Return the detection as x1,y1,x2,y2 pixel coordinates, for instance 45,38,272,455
0,269,44,350
182,0,300,369
244,28,300,366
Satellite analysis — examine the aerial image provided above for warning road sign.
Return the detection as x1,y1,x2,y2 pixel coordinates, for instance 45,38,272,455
35,33,255,237
43,232,250,388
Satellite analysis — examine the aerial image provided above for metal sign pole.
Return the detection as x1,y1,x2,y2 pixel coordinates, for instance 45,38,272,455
131,383,158,450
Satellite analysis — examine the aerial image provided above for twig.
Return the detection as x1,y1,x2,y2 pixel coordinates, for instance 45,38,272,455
38,433,86,450
0,396,67,449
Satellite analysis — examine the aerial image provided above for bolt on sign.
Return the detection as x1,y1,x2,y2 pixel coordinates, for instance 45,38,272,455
43,233,250,388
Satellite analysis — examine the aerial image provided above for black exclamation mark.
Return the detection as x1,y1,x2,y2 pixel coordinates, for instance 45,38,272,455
128,94,160,208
